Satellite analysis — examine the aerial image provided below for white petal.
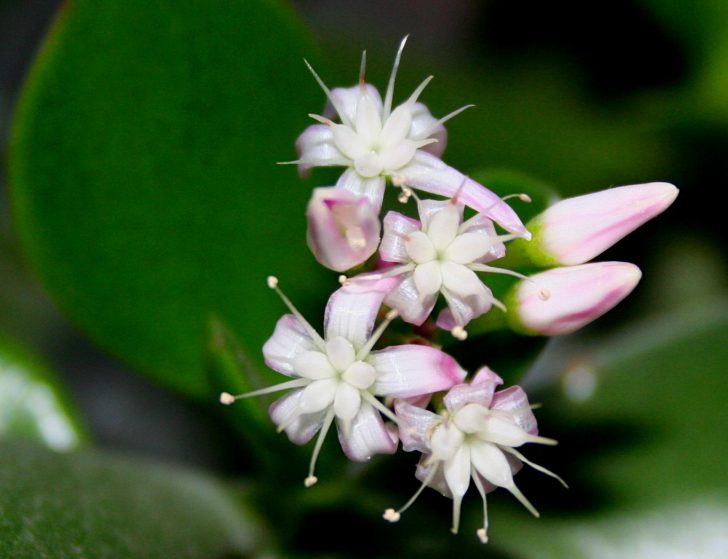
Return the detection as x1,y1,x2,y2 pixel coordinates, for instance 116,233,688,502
417,199,460,230
459,215,506,262
269,390,326,445
398,151,529,237
336,168,386,213
426,204,461,251
298,379,338,414
384,274,438,326
409,101,447,156
379,139,418,172
445,232,493,264
342,361,377,390
263,314,319,376
334,383,362,422
325,336,356,372
490,386,538,436
332,124,367,160
481,415,532,447
337,401,397,462
443,367,503,413
292,350,336,380
405,231,436,264
431,423,465,462
380,211,422,263
369,344,467,398
440,262,492,326
355,93,383,145
324,277,397,350
413,261,442,299
444,445,471,497
295,124,348,174
326,83,383,124
470,441,513,488
453,403,490,434
380,104,413,148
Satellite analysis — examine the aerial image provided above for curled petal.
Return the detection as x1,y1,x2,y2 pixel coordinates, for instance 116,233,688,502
295,124,347,176
410,101,447,157
380,211,422,263
337,401,397,461
443,367,503,413
369,344,467,398
306,187,381,272
490,386,538,436
394,400,440,453
336,168,387,213
384,274,438,326
325,83,383,124
511,262,642,336
263,314,319,376
269,389,326,445
398,151,529,237
324,277,398,350
535,182,679,265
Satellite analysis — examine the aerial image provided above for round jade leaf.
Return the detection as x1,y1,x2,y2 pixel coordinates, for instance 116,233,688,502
9,0,329,396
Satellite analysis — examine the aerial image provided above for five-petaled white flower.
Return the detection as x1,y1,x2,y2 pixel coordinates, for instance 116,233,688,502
291,37,529,239
359,197,527,338
385,367,566,543
222,276,466,487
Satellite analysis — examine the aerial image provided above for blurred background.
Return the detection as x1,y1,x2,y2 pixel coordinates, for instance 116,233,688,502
0,1,727,558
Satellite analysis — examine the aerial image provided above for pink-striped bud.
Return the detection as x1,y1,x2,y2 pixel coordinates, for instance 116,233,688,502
527,182,678,266
507,262,642,336
306,187,381,272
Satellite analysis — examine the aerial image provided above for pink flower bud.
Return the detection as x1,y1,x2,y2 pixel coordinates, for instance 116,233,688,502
509,262,642,335
306,187,381,272
532,182,678,265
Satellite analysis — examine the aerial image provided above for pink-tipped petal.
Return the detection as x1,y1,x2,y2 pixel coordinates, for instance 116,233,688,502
263,314,319,376
269,389,326,445
443,367,503,413
394,400,440,453
324,277,398,350
380,211,422,263
369,345,467,398
337,401,397,462
306,187,381,272
336,168,387,213
398,151,529,237
325,83,384,124
490,386,538,436
537,182,679,265
295,124,347,176
512,262,642,336
385,274,438,326
410,101,447,157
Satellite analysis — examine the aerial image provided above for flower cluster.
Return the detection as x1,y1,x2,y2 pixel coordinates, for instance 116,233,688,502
221,38,677,543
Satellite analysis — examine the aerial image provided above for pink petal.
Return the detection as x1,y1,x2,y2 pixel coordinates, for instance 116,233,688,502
295,124,347,176
369,344,467,398
513,262,642,335
263,314,319,376
306,187,381,272
398,151,529,238
324,277,398,350
491,386,538,436
336,168,387,213
443,367,503,413
384,274,437,326
380,211,422,263
538,182,679,265
410,101,447,157
394,400,440,453
337,401,397,462
325,83,384,124
416,457,452,498
269,389,326,445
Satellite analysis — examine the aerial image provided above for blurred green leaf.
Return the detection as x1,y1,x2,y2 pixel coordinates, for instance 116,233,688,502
0,440,261,559
0,333,87,450
9,0,329,398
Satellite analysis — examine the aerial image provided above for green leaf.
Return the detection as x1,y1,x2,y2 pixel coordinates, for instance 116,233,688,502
9,0,329,398
0,333,88,450
0,440,261,559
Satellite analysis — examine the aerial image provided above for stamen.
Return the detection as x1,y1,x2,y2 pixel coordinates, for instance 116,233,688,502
451,326,468,341
501,193,532,203
383,462,439,522
415,104,475,140
539,288,551,301
500,446,568,488
356,309,399,359
383,35,409,119
468,263,530,281
508,483,540,518
471,468,489,544
450,176,469,206
406,75,434,106
306,409,336,487
267,276,326,351
413,138,439,150
359,50,367,86
277,158,351,167
308,113,336,126
303,59,353,128
361,392,400,425
338,274,349,285
391,174,407,187
354,263,414,282
219,378,310,403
